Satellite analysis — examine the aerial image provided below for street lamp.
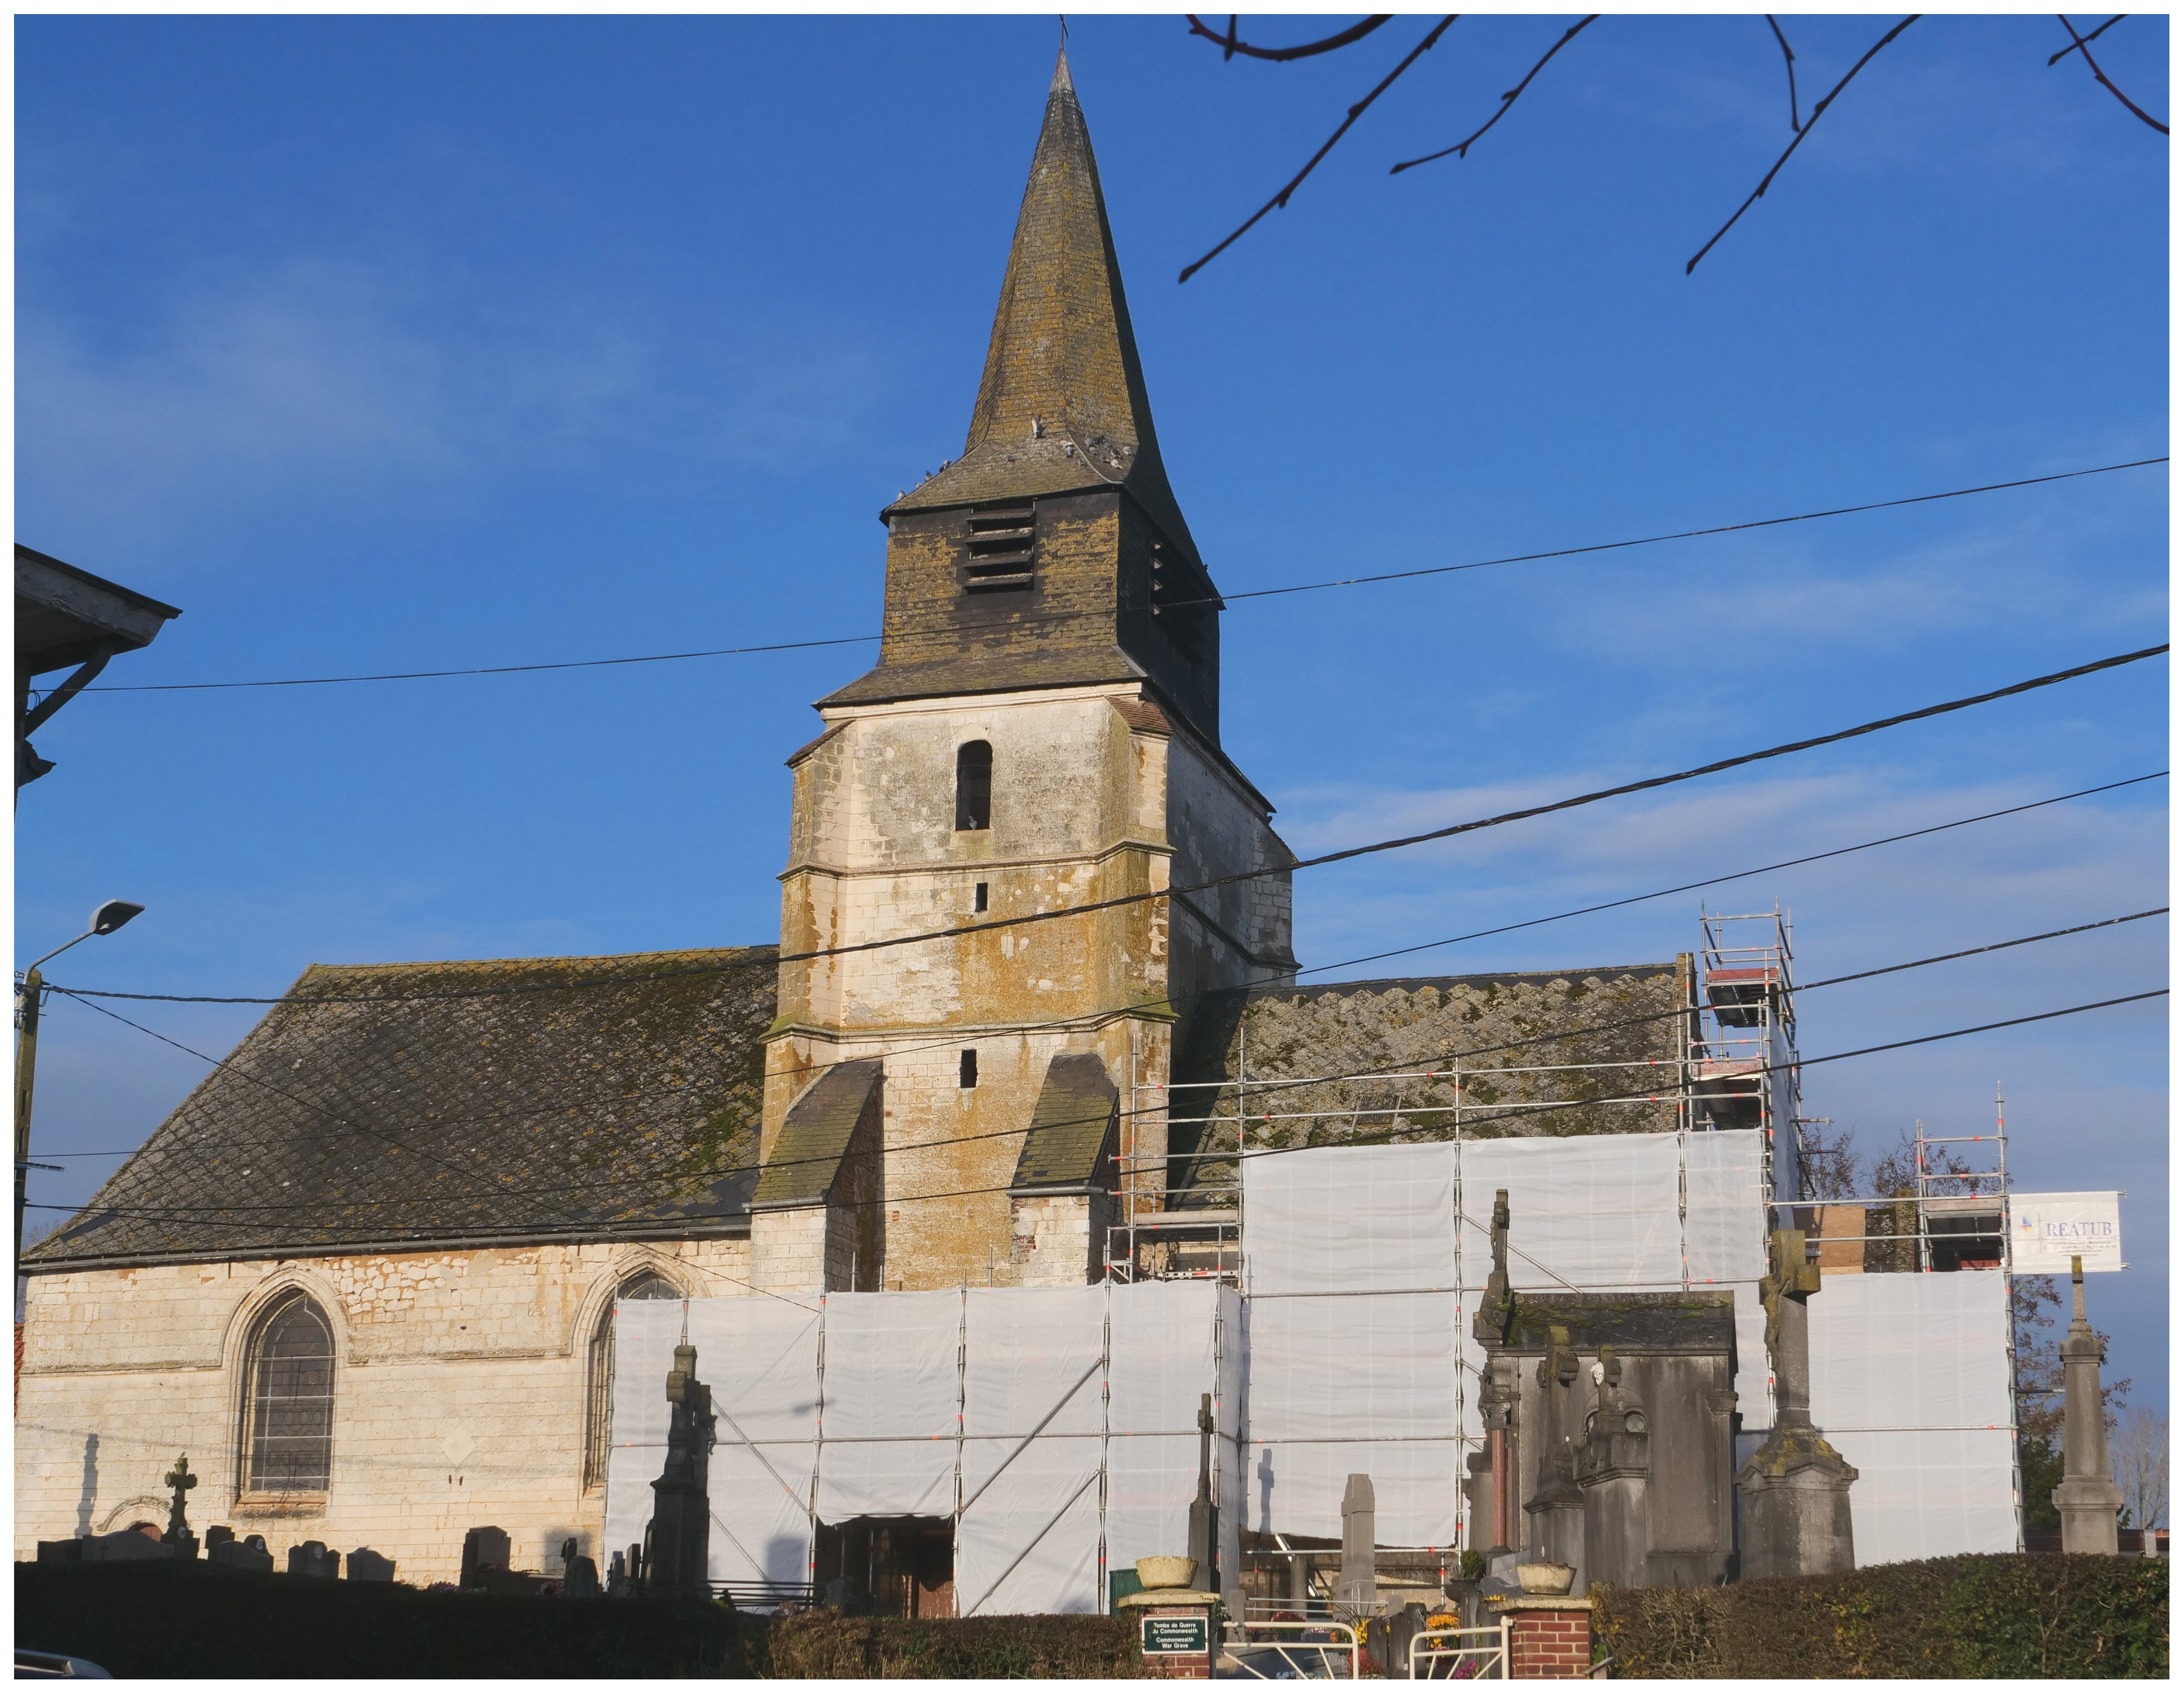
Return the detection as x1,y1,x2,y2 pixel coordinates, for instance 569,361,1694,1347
15,900,145,1261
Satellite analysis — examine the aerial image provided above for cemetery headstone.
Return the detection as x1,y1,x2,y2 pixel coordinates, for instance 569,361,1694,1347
561,1538,601,1599
288,1539,340,1579
460,1525,511,1589
160,1454,200,1560
209,1533,274,1574
346,1547,397,1583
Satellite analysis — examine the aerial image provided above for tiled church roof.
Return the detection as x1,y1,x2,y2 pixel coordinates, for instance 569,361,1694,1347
23,947,778,1271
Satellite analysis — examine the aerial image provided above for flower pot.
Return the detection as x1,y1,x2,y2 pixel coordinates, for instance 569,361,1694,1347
1516,1561,1575,1595
1135,1555,1200,1590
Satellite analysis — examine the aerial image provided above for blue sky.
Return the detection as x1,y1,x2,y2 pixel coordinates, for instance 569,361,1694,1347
17,16,2167,1401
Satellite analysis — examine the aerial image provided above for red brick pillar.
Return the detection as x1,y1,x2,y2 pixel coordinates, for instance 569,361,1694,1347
1121,1591,1219,1679
1491,1596,1596,1678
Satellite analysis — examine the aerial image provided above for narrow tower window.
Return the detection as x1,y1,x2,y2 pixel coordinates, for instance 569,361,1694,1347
955,741,992,831
960,1050,979,1089
974,882,989,913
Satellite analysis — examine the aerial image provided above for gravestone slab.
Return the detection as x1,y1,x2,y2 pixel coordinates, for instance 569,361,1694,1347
209,1534,275,1574
347,1547,396,1582
288,1539,340,1579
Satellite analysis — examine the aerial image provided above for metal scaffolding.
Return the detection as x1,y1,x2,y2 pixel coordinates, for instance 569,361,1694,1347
1104,907,1809,1285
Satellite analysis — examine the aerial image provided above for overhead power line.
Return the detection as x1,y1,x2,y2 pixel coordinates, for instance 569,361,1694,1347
71,457,2166,695
48,641,2167,1006
40,910,2167,1219
26,986,2168,1232
1288,771,2169,983
31,776,2165,1165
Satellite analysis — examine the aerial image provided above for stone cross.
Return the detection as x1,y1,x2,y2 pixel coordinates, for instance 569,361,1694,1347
1735,1229,1857,1579
1337,1472,1376,1607
1761,1228,1823,1429
1187,1392,1217,1591
2053,1255,2124,1553
645,1341,717,1592
161,1454,198,1558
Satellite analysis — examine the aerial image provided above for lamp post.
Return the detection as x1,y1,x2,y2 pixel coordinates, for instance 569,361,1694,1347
15,900,145,1262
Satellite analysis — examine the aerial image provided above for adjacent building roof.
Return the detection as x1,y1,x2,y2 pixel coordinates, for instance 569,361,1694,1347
16,544,182,676
883,50,1201,568
22,947,779,1272
1010,1052,1119,1194
751,1059,883,1210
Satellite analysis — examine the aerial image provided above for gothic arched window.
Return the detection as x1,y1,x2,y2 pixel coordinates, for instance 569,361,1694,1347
242,1292,335,1495
583,1273,681,1489
955,741,992,832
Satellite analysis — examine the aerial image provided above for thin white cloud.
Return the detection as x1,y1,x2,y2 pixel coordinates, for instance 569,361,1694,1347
17,258,888,548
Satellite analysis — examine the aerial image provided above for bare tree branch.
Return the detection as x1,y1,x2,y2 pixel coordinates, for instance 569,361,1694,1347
2047,12,2125,65
1180,15,1459,284
1686,14,1921,276
2053,14,2168,133
1185,14,1394,63
1390,15,1598,174
1766,15,1803,131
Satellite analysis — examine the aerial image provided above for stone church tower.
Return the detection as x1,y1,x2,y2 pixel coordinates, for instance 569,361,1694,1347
750,51,1295,1294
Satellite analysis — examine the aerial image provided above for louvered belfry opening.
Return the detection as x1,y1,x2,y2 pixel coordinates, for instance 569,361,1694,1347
961,501,1037,594
243,1292,336,1494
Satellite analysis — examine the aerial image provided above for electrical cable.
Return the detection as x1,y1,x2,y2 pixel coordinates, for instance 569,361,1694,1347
25,975,2164,1235
44,647,2169,1006
68,457,2166,695
24,772,2168,1177
36,915,2164,1222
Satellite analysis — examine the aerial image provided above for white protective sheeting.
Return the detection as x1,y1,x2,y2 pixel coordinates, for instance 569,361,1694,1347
815,1290,963,1522
609,1281,1236,1613
1823,1429,2020,1565
605,1293,824,1585
958,1286,1107,1617
1683,1131,1770,1286
1106,1281,1242,1608
1244,1143,1456,1295
1809,1270,2018,1563
1455,1133,1685,1290
1243,1131,1774,1549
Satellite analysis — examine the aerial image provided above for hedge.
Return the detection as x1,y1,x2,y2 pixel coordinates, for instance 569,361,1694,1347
766,1611,1140,1678
16,1562,1142,1679
1595,1554,2168,1679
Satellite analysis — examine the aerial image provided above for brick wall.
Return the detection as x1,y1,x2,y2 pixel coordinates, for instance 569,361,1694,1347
1506,1606,1595,1678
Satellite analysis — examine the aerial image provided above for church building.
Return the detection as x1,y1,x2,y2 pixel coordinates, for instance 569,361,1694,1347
15,52,1301,1583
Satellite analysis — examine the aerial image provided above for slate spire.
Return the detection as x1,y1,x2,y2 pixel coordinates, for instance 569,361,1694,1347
889,48,1199,563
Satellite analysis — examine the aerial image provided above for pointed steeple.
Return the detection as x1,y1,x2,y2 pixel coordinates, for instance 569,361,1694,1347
889,49,1199,564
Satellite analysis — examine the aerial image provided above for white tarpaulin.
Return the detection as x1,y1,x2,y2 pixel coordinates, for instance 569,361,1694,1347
609,1281,1237,1613
605,1294,823,1585
1243,1131,1771,1548
2010,1191,2124,1274
1106,1281,1243,1614
815,1289,961,1522
958,1285,1107,1617
1809,1270,2018,1564
1455,1133,1687,1290
1244,1143,1455,1295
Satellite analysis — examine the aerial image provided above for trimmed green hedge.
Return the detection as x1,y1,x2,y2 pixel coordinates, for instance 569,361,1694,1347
1595,1554,2168,1679
17,1561,759,1678
766,1611,1140,1678
16,1562,1141,1679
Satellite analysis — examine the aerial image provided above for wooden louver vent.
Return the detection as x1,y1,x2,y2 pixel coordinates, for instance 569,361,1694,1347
963,504,1037,593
